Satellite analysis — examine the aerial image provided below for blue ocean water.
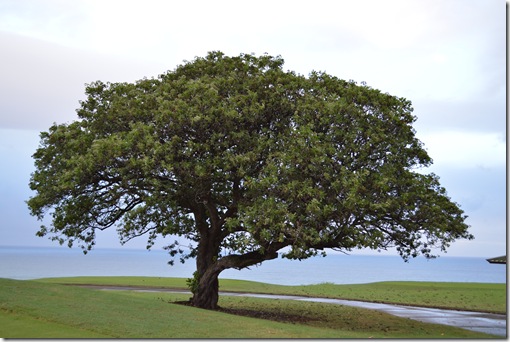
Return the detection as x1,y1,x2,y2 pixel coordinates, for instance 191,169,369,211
0,246,506,285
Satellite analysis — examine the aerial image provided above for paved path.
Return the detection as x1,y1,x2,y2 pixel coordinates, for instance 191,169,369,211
79,285,507,337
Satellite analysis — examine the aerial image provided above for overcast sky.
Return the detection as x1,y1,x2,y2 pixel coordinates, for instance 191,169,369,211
0,0,505,258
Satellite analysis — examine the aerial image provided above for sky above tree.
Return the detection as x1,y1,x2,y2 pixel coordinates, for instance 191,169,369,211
0,0,505,257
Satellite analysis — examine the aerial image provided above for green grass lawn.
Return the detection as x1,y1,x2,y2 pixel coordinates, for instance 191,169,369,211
1,277,504,338
39,275,506,314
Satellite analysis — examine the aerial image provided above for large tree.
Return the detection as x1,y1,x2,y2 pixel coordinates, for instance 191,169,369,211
28,52,472,309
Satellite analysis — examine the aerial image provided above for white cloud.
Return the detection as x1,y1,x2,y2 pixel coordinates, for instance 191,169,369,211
0,0,503,103
0,0,90,47
419,131,506,169
0,31,167,130
0,0,505,257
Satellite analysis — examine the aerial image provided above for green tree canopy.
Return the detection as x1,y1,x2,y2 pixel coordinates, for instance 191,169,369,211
28,51,472,309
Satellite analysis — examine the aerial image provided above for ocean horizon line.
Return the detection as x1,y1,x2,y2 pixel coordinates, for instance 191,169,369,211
0,244,499,260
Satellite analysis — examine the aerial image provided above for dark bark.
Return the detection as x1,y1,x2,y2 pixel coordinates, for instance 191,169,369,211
192,265,220,309
190,188,287,310
191,246,283,310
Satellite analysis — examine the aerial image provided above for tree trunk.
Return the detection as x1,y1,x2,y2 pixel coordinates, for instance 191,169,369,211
191,223,222,309
192,267,221,309
191,248,283,310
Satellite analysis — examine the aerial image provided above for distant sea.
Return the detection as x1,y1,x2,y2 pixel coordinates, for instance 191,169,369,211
0,246,506,285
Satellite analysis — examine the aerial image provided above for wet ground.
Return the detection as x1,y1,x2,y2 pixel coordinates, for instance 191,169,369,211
219,291,507,337
79,285,507,337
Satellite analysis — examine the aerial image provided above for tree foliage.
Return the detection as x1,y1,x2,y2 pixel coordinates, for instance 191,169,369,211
28,51,473,309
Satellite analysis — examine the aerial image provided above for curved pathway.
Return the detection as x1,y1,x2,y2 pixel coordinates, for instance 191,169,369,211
216,291,506,337
79,285,507,337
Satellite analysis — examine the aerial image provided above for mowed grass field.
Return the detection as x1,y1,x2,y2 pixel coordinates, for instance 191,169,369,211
0,277,505,338
39,276,506,313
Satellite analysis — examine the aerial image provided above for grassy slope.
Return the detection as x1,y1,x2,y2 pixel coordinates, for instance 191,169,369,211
0,278,499,338
0,278,338,338
38,276,507,314
0,311,110,338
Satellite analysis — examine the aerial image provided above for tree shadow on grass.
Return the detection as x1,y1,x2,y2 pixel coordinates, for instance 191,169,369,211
173,300,317,325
